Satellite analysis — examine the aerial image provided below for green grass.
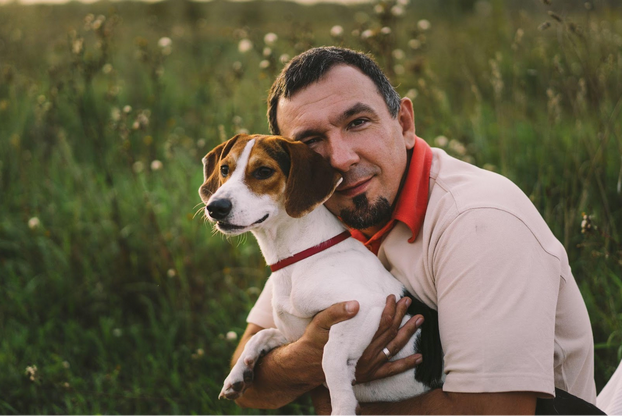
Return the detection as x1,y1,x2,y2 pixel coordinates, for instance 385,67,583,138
0,0,621,413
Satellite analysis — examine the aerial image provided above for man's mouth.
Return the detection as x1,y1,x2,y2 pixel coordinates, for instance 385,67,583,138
216,214,269,231
336,178,372,198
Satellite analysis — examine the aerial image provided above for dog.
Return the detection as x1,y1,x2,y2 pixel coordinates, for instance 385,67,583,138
199,133,443,415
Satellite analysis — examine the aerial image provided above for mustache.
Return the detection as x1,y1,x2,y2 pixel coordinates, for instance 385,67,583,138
338,165,378,188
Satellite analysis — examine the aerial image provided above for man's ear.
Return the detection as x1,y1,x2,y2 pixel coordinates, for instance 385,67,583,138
277,138,342,218
399,97,416,149
199,134,245,201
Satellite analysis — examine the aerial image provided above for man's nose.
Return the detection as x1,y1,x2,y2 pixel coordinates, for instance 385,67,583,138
327,136,359,172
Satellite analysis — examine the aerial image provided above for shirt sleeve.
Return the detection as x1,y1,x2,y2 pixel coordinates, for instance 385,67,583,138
433,208,560,397
246,277,276,329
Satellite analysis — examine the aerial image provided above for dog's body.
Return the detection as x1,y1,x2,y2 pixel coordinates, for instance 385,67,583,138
200,134,443,414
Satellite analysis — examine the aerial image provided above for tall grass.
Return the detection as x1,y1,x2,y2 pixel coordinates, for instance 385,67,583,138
0,0,621,413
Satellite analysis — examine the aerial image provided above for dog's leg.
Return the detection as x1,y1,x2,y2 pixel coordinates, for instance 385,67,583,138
322,309,382,415
219,328,288,400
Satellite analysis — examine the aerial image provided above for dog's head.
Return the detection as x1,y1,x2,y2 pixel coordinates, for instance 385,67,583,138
199,134,342,235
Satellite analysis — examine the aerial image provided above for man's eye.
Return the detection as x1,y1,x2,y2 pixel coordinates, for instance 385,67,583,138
253,167,275,180
349,118,368,128
303,137,321,146
220,165,229,177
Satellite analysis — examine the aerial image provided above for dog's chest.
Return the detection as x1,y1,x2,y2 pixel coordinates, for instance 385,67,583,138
270,273,312,343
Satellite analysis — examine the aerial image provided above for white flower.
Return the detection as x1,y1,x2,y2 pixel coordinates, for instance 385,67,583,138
28,217,40,229
381,27,392,35
167,268,176,278
405,88,418,100
394,64,405,75
374,4,384,14
418,19,431,31
361,30,374,39
259,60,270,69
408,39,421,49
391,5,405,16
392,49,405,60
133,161,144,173
226,331,238,341
435,135,449,148
397,0,409,5
158,37,172,48
330,25,344,37
263,47,272,57
238,39,253,53
279,54,291,64
150,160,163,171
102,63,113,74
123,105,132,114
264,32,278,46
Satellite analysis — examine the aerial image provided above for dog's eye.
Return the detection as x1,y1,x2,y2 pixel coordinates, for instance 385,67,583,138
220,165,229,177
253,167,275,180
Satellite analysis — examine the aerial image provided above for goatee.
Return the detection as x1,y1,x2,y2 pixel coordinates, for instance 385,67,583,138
339,193,393,230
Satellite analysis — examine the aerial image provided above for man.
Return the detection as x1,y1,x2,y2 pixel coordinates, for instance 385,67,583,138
228,47,596,414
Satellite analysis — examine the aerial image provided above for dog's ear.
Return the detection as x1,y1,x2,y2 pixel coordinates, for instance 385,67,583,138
276,138,342,218
199,134,244,200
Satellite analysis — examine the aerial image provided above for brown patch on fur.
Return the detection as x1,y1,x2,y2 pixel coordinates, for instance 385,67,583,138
244,139,289,199
199,134,341,218
199,134,253,203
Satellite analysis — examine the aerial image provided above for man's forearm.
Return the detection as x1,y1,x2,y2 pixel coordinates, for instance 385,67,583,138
234,340,325,409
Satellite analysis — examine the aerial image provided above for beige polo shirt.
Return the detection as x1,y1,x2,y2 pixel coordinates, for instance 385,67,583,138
246,147,596,404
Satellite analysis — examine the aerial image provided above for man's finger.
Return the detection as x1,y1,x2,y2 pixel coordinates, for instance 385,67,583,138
371,353,423,381
313,300,360,330
391,296,411,328
385,314,424,356
371,295,397,340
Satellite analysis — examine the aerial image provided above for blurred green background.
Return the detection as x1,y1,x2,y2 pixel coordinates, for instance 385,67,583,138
0,0,621,413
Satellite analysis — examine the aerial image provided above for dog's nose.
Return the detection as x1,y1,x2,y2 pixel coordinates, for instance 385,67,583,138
207,199,232,220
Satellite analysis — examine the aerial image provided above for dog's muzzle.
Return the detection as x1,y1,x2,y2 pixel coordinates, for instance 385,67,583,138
206,198,232,220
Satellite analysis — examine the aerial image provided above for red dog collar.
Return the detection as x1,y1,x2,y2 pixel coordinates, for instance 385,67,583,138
269,231,352,272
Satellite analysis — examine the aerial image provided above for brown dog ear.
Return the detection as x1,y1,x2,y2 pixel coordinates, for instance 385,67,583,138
276,138,342,218
199,134,245,202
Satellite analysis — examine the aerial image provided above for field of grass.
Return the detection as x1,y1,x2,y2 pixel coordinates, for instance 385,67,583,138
0,0,621,413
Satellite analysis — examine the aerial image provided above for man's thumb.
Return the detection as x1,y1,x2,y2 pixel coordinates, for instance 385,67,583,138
315,301,360,330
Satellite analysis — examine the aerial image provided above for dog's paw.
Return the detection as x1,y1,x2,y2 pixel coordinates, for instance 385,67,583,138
218,360,255,400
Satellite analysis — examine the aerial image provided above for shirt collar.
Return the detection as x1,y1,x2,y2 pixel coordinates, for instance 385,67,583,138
349,136,433,254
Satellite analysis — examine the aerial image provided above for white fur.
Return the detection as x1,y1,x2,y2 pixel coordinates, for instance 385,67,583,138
210,139,437,414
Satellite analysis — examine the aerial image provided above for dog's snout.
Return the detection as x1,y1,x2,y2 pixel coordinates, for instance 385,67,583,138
207,198,232,220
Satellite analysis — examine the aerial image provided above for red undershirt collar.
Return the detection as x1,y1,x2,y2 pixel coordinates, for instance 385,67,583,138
349,136,433,254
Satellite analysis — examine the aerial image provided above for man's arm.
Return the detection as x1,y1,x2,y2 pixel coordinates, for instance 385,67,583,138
231,301,358,409
231,295,423,410
311,386,537,415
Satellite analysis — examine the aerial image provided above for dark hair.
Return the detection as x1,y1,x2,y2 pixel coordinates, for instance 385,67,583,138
267,46,401,135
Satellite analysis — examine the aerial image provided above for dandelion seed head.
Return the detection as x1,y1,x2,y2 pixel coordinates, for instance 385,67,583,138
361,30,374,39
408,39,421,49
158,37,172,48
123,105,132,114
279,54,291,64
330,25,344,38
28,217,40,229
167,268,176,278
133,161,144,173
238,39,253,53
435,135,448,148
226,331,238,341
391,5,404,16
259,60,270,69
392,49,405,60
151,160,163,171
417,19,431,31
264,32,278,46
381,27,392,35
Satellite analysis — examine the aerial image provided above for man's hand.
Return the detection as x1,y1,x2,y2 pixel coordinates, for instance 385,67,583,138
231,300,360,409
355,294,424,384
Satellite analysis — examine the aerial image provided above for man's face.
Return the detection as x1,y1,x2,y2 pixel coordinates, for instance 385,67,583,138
276,65,416,234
